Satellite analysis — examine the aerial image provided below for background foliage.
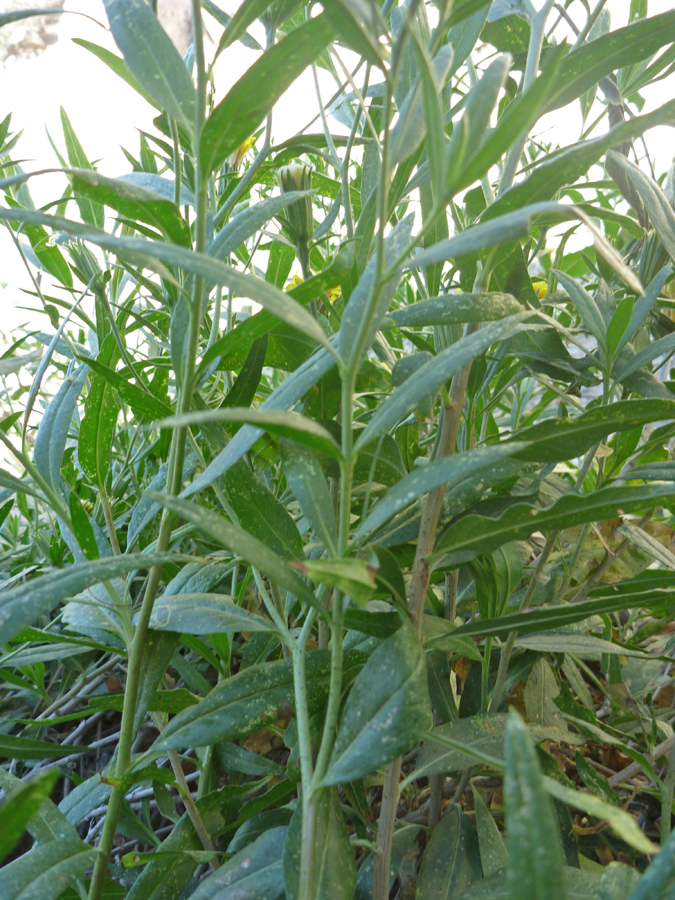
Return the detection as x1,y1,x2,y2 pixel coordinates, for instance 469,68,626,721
2,0,675,898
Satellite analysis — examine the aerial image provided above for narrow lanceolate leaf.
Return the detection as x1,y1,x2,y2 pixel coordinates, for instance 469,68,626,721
607,151,675,262
160,408,342,462
281,441,337,555
33,366,88,495
0,734,90,760
1,839,97,900
283,790,356,900
416,806,482,900
146,493,317,608
79,335,120,484
153,651,341,751
0,552,196,645
433,483,675,563
0,770,79,844
0,208,334,355
103,0,196,133
357,443,529,536
0,8,63,27
506,398,675,464
0,771,59,863
544,10,675,113
189,826,287,900
322,622,431,786
473,788,508,879
543,778,656,856
201,15,335,174
184,346,337,496
69,169,190,247
148,593,276,635
355,314,534,451
450,590,667,641
384,293,523,327
505,710,568,900
225,460,304,561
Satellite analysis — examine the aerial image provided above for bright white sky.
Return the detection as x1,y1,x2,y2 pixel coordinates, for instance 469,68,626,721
0,0,674,334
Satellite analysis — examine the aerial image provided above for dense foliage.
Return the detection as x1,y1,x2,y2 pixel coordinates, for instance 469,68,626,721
2,0,675,898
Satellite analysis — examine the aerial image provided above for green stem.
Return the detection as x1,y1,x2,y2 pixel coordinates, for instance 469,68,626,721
87,6,210,895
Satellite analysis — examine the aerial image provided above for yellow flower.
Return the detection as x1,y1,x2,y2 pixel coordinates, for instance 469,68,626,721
285,274,341,304
285,274,304,291
228,136,255,171
532,280,548,299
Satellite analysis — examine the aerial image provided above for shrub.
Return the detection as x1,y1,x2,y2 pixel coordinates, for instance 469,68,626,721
2,1,675,898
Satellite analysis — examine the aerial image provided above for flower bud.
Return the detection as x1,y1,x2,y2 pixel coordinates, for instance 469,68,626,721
277,162,314,248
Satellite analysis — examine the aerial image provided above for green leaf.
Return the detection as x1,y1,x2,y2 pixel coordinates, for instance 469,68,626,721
103,0,196,133
188,825,287,900
0,733,89,761
524,658,567,732
0,771,59,863
415,715,508,779
125,791,234,900
543,778,656,855
390,44,454,170
281,440,337,555
474,787,507,879
145,493,318,609
545,11,675,112
152,650,339,751
505,710,568,900
616,331,675,384
417,805,482,900
290,558,377,607
487,99,675,222
322,622,431,786
68,493,99,561
516,633,648,660
72,38,160,109
321,0,385,68
459,869,602,900
384,292,523,327
79,334,120,484
201,15,335,174
357,443,528,536
433,483,675,563
184,347,337,496
69,169,190,247
147,593,276,635
224,460,305,561
508,398,675,463
283,789,356,900
160,407,342,462
627,824,675,899
0,8,63,27
0,194,334,356
0,551,197,645
0,769,80,844
212,0,269,57
61,111,105,229
211,193,312,260
33,366,88,494
75,354,173,421
340,214,415,369
0,839,97,900
554,269,608,356
355,314,534,451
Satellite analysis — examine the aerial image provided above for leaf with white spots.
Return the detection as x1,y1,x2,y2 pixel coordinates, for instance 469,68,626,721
321,621,431,786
